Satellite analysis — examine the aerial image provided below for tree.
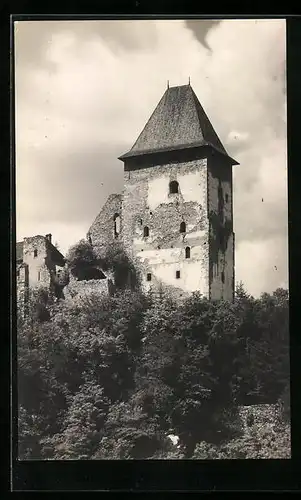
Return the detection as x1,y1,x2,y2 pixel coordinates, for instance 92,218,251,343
17,276,289,460
41,383,110,460
99,241,140,290
66,239,98,280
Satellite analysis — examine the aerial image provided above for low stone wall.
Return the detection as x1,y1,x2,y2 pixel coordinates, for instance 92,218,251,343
64,278,114,303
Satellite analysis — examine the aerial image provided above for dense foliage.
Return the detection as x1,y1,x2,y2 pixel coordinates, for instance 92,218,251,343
66,239,99,280
17,279,290,460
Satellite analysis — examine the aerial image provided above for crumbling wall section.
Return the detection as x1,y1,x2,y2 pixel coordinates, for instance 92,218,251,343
23,236,52,289
122,158,210,296
17,263,29,316
208,153,234,301
64,277,114,304
87,194,123,256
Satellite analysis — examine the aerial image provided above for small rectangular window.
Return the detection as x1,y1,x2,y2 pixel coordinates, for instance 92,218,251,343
176,270,180,279
221,271,225,283
147,273,152,282
225,193,229,203
34,249,38,258
38,271,40,281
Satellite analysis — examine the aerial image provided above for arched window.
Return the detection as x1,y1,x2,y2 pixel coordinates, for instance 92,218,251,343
113,213,120,238
180,221,186,233
169,180,179,194
185,246,190,259
144,226,149,237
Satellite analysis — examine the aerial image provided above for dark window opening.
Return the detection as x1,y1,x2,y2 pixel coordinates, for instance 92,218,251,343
147,273,152,282
139,219,143,225
176,270,181,279
221,271,225,283
150,211,153,215
38,271,40,281
169,180,179,194
113,213,120,239
33,249,38,258
225,193,229,203
157,245,161,249
185,246,191,258
180,221,186,233
144,226,149,237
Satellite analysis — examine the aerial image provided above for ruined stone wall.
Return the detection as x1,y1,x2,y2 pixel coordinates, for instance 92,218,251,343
208,153,234,301
64,277,114,304
17,263,29,316
87,194,123,256
23,236,52,289
122,158,210,296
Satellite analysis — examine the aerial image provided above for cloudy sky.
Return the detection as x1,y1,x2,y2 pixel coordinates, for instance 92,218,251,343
14,19,288,297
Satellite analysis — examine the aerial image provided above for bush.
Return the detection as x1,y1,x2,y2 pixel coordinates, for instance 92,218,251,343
66,240,98,280
99,241,140,290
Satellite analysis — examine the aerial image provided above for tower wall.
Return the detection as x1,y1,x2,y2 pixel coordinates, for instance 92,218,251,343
122,157,210,297
208,152,234,301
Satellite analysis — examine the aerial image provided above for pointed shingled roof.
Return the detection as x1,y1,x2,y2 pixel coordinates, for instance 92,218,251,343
119,84,238,164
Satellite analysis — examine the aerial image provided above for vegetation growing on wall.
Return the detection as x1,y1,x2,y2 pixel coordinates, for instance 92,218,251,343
66,239,99,280
65,238,140,290
209,212,232,256
98,241,141,290
17,282,290,460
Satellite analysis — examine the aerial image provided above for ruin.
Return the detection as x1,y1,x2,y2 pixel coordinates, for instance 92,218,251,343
88,84,239,300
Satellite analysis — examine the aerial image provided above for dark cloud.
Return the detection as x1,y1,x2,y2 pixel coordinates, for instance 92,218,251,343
185,20,221,50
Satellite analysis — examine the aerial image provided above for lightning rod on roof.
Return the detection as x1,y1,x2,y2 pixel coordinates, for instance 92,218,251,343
167,80,169,89
188,76,191,85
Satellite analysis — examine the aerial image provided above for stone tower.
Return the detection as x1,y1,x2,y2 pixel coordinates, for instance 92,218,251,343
118,84,238,300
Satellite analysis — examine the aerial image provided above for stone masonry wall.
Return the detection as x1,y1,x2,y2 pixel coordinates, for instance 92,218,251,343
17,263,29,316
122,158,210,296
23,236,52,289
208,152,234,301
87,194,123,256
64,277,114,304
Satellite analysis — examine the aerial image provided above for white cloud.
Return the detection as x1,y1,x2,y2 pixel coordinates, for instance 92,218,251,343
15,19,287,296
